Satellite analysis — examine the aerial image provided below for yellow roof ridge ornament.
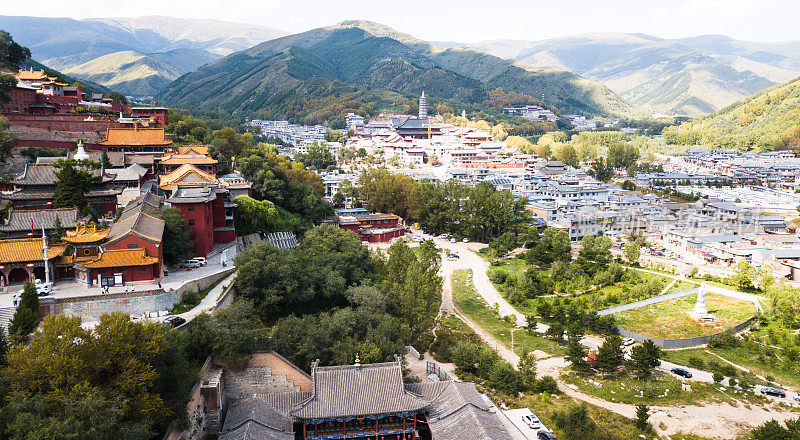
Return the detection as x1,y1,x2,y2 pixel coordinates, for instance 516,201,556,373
354,353,361,366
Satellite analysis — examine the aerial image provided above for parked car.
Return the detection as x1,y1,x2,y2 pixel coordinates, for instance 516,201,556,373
792,392,800,402
462,238,469,243
449,238,456,243
18,282,52,296
413,235,425,242
537,431,557,440
761,387,786,398
163,316,186,328
445,254,460,261
522,414,542,429
671,367,693,378
190,257,207,266
622,337,635,346
438,234,448,239
180,259,202,269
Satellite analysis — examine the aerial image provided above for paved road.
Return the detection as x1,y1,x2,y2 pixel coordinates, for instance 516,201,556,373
503,408,549,440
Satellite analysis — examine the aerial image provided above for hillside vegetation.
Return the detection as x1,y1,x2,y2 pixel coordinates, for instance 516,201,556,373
157,21,630,122
663,76,800,151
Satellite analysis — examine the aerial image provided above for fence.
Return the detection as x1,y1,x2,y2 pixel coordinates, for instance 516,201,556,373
597,287,700,316
426,361,450,381
616,316,757,348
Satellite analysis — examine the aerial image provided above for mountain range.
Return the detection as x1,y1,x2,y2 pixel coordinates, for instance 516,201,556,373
436,33,800,116
156,20,630,120
0,15,287,97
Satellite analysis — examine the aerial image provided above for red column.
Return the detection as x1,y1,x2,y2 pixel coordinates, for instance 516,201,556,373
376,417,379,433
303,423,307,439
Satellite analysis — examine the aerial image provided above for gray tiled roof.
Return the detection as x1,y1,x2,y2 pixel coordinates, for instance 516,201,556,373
0,207,79,232
264,232,299,250
422,381,513,440
108,192,165,244
290,359,429,419
13,163,114,186
219,398,294,440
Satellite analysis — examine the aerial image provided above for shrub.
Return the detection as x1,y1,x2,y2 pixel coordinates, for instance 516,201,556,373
687,356,705,369
713,371,724,383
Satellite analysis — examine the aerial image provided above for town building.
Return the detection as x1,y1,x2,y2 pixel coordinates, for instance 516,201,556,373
158,163,220,196
130,107,169,125
167,184,236,257
333,210,405,243
0,236,68,284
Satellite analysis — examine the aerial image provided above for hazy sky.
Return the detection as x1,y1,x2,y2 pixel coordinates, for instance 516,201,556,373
2,0,798,43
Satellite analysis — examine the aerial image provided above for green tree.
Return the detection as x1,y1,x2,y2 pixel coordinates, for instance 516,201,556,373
731,261,756,291
0,73,16,105
3,391,154,440
8,281,39,340
624,241,641,265
588,157,614,182
186,300,265,366
104,91,127,105
100,150,112,168
595,335,624,375
233,195,290,235
635,404,651,431
160,207,193,267
518,350,538,391
566,336,590,372
296,142,336,170
629,339,661,378
0,30,31,69
750,419,800,440
607,142,639,169
358,168,416,218
6,313,171,426
48,216,66,244
52,159,102,210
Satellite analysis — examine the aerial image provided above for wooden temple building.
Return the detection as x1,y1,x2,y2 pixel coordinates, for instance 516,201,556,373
209,353,513,440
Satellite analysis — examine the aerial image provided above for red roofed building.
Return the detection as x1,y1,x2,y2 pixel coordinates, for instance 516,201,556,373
167,184,236,257
336,212,405,243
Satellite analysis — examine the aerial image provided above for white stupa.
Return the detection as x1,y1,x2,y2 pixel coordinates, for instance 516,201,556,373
688,285,716,322
74,139,90,160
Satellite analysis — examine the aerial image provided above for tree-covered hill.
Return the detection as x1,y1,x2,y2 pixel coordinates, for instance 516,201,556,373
663,75,800,151
156,20,631,123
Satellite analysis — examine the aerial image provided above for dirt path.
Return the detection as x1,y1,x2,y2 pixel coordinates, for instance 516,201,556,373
432,236,799,439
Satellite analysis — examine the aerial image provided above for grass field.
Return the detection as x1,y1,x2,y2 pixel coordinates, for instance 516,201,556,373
451,269,565,356
615,293,756,340
561,371,765,406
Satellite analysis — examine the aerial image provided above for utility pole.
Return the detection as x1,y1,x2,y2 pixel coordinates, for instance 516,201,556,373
42,224,50,285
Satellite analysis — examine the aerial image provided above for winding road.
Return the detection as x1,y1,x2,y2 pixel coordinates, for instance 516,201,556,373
403,234,800,439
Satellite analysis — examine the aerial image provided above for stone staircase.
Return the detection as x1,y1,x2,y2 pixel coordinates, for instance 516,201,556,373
0,307,15,333
224,366,301,397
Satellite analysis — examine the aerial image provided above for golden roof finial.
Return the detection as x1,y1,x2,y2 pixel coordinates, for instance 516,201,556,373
354,353,361,366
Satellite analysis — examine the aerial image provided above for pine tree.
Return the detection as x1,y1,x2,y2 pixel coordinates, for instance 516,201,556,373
595,335,624,375
566,336,590,372
635,404,651,431
9,281,39,340
100,150,112,168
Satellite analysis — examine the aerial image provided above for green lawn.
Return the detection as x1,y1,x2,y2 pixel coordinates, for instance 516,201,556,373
615,293,756,340
451,269,565,356
561,371,764,406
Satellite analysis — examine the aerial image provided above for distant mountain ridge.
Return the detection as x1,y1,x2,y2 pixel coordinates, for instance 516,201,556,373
157,20,630,120
0,15,288,97
439,32,800,116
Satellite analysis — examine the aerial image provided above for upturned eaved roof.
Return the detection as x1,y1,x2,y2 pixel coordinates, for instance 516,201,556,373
407,381,513,440
290,358,429,420
107,193,165,245
219,398,294,440
0,207,79,232
82,248,159,268
158,164,219,191
0,238,67,264
160,154,218,166
13,163,114,186
63,222,110,244
100,128,173,146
